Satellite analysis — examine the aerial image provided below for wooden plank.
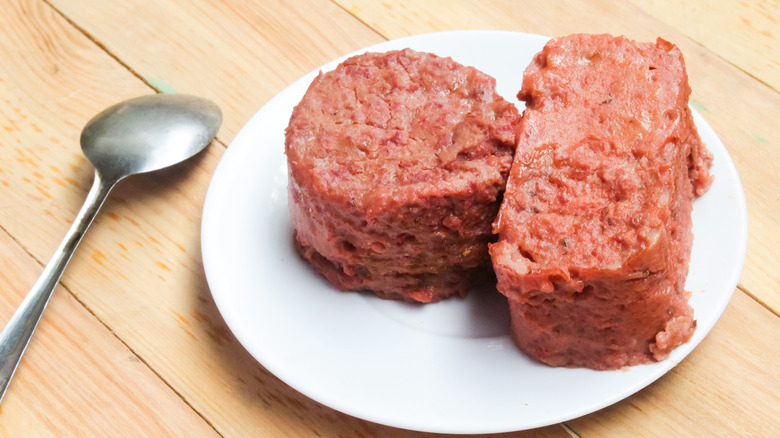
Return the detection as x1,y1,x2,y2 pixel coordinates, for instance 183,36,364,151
627,0,780,92
3,0,774,436
45,0,385,143
0,1,219,436
0,227,219,436
334,0,780,316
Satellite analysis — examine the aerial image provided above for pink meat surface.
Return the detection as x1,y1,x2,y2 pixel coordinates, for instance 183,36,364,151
490,34,713,369
286,49,519,303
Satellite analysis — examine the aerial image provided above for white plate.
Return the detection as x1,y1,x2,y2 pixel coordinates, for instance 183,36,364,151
201,31,747,434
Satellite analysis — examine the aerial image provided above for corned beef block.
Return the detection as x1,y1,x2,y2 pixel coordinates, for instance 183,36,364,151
286,49,519,303
490,34,713,369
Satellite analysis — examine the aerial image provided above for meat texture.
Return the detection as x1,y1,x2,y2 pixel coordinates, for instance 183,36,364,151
490,34,713,369
286,49,519,303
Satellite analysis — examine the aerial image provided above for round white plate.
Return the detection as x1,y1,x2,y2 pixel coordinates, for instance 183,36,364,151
201,31,747,434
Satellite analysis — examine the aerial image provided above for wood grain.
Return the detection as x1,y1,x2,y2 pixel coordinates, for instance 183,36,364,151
0,232,219,437
628,0,780,92
0,0,776,436
45,0,386,144
0,1,219,436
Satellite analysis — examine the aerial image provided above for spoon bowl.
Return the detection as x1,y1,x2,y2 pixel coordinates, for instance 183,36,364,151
81,94,221,180
0,93,222,402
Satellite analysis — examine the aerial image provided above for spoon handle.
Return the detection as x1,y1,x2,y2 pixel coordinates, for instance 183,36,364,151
0,170,117,402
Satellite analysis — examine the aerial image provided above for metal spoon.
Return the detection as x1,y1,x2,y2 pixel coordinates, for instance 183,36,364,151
0,94,222,402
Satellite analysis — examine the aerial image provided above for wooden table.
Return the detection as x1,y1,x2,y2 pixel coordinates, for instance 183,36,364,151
0,0,777,436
